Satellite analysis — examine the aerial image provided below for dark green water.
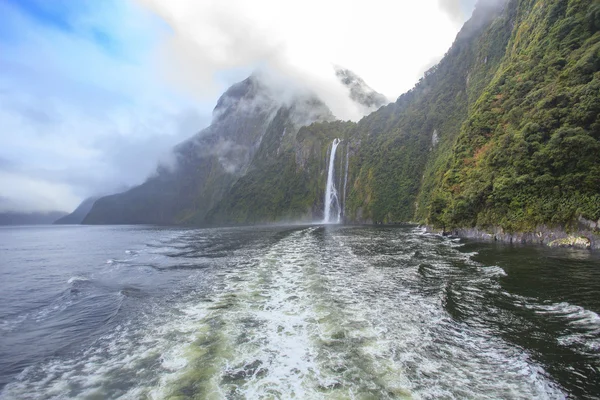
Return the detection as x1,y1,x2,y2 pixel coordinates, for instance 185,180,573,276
0,225,598,399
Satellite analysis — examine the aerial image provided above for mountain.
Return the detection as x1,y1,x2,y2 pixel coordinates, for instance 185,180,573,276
53,197,99,224
83,72,337,225
209,0,516,225
0,211,68,225
206,0,600,246
84,0,600,247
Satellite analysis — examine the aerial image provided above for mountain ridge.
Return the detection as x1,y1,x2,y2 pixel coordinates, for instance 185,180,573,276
54,197,99,224
83,68,385,225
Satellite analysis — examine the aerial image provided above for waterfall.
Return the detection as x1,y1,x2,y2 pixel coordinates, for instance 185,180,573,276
324,138,342,224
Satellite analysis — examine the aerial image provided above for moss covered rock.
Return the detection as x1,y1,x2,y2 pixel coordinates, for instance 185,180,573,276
548,236,592,249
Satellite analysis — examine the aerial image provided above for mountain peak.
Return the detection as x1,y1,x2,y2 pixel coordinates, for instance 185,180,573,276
334,66,389,111
211,75,268,122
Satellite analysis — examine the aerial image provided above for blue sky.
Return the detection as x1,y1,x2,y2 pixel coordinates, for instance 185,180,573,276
0,0,214,212
0,0,478,213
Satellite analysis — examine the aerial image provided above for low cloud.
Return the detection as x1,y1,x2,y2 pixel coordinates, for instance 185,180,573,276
0,171,81,213
0,0,210,212
1,0,479,213
438,0,479,23
138,0,470,120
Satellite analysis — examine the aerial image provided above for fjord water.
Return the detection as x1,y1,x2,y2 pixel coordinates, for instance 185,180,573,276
1,226,599,399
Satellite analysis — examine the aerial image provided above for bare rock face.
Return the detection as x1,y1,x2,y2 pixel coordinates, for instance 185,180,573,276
432,129,439,148
578,216,600,231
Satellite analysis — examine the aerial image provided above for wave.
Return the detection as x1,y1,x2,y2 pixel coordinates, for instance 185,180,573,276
526,301,600,330
479,265,507,278
67,276,90,284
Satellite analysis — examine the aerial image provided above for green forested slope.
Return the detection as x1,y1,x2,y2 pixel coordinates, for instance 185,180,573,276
430,0,600,232
206,120,354,224
212,0,599,236
344,0,515,224
84,0,600,235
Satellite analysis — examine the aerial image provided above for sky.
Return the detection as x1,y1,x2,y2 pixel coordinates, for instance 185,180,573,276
0,0,478,213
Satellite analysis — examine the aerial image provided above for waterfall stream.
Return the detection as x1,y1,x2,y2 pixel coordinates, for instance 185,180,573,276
323,139,341,223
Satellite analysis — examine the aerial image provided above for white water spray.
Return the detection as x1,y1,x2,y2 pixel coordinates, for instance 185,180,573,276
324,139,342,224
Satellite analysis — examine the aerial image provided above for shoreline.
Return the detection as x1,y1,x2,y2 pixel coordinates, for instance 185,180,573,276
425,222,600,251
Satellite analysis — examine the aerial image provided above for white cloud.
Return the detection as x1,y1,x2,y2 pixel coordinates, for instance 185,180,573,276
139,0,469,120
0,171,80,213
1,0,477,213
0,0,210,212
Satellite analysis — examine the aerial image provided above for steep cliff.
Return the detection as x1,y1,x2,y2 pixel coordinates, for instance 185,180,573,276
345,0,599,242
343,0,514,224
430,0,600,233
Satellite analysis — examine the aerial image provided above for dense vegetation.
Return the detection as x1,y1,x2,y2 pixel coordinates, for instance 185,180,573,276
207,119,354,224
344,0,515,224
220,0,599,235
430,0,600,232
82,0,599,237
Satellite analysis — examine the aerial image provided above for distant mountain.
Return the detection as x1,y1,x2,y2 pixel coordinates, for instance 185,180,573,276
54,197,99,224
0,211,68,225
